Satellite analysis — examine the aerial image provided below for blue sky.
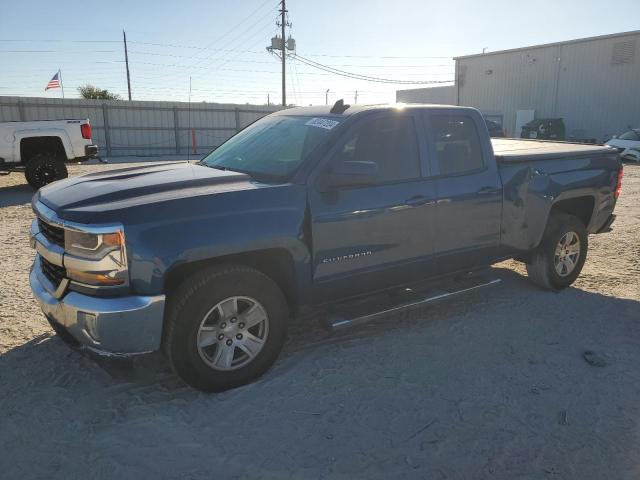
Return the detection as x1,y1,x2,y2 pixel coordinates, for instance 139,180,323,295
1,0,638,105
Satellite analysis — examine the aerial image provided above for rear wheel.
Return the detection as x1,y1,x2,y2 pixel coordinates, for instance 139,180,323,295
163,264,289,392
526,212,588,290
25,153,68,189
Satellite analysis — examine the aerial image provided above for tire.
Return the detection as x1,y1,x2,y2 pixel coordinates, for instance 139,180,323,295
25,153,68,189
163,264,289,392
526,212,588,290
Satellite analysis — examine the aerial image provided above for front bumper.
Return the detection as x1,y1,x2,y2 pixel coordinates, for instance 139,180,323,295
30,256,165,356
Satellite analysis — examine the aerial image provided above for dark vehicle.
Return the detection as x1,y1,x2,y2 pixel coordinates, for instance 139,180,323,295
484,118,505,137
521,118,566,141
29,103,623,392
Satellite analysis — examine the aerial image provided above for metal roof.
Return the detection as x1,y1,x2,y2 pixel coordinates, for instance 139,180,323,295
454,30,640,60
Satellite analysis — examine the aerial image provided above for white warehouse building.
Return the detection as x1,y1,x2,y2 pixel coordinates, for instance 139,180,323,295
397,30,640,142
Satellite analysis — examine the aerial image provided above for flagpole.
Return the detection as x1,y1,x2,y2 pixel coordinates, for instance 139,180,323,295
59,69,65,99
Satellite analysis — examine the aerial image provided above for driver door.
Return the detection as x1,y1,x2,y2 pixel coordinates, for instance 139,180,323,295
308,112,437,301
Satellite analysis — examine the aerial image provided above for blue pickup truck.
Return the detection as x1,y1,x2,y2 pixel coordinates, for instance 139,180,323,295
29,103,623,391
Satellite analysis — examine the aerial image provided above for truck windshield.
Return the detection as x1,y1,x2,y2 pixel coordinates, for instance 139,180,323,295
200,115,339,181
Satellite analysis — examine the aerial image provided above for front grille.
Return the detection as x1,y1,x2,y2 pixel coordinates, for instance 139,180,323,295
40,256,66,287
38,218,64,248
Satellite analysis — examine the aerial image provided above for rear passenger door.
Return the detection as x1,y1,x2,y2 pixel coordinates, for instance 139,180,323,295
308,111,437,301
423,111,502,274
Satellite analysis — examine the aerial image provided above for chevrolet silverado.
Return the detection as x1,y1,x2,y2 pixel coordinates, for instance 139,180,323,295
29,103,623,391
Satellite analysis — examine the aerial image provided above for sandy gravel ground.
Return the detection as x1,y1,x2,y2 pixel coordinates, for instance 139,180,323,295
0,159,638,480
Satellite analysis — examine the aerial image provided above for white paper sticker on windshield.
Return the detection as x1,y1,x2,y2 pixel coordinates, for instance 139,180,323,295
305,118,340,130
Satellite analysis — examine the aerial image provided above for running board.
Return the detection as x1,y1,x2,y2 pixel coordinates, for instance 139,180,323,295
325,274,501,331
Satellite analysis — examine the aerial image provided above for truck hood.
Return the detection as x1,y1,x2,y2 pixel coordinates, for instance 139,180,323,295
35,162,262,223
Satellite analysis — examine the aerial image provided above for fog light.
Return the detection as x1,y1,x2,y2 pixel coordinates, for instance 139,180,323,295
78,311,99,342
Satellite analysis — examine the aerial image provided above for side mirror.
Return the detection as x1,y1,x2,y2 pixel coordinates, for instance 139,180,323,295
319,161,378,189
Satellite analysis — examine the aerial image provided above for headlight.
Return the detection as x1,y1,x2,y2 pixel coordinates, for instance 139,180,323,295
65,230,123,260
64,229,128,287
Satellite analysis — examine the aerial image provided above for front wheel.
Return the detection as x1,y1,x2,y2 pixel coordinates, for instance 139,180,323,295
163,264,289,392
526,212,588,290
25,153,68,189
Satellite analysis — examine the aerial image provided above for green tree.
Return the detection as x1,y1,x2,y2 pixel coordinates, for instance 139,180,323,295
77,84,121,100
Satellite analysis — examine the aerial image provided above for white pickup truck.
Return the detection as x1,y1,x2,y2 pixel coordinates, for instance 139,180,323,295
0,119,98,188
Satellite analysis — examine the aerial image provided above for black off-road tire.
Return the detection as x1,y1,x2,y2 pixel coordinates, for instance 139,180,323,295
25,153,68,189
163,264,289,392
526,212,588,290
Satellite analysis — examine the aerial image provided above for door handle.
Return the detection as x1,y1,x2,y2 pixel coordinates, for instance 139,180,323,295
405,195,434,207
477,186,499,195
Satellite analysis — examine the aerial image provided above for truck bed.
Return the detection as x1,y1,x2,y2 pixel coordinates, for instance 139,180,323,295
492,138,614,162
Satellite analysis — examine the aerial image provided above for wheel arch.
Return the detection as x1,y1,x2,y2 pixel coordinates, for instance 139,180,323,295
549,195,596,229
20,136,68,164
164,248,299,313
523,193,596,255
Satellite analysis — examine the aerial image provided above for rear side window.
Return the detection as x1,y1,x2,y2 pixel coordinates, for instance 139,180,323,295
431,114,484,176
334,115,420,183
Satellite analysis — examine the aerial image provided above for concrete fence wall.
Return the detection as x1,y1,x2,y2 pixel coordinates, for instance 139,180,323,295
0,96,283,157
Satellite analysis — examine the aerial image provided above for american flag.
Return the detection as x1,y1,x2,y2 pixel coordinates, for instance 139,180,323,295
45,71,61,91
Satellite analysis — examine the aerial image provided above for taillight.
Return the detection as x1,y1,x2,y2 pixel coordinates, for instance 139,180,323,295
615,167,623,199
81,123,92,140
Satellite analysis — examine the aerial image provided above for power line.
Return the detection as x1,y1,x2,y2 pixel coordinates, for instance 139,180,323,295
105,59,453,77
0,49,119,53
299,52,452,59
0,38,455,60
1,46,454,72
0,39,119,43
128,50,267,60
133,7,279,85
1,23,454,104
186,2,279,69
291,54,453,84
149,24,278,88
194,15,279,74
127,50,453,68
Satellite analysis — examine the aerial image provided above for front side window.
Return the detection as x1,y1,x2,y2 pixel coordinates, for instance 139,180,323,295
201,115,339,181
333,115,420,183
430,114,484,176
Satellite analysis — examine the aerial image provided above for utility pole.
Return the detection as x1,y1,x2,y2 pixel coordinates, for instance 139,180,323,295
354,90,358,104
267,93,270,106
123,30,132,101
279,1,287,106
267,2,293,107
